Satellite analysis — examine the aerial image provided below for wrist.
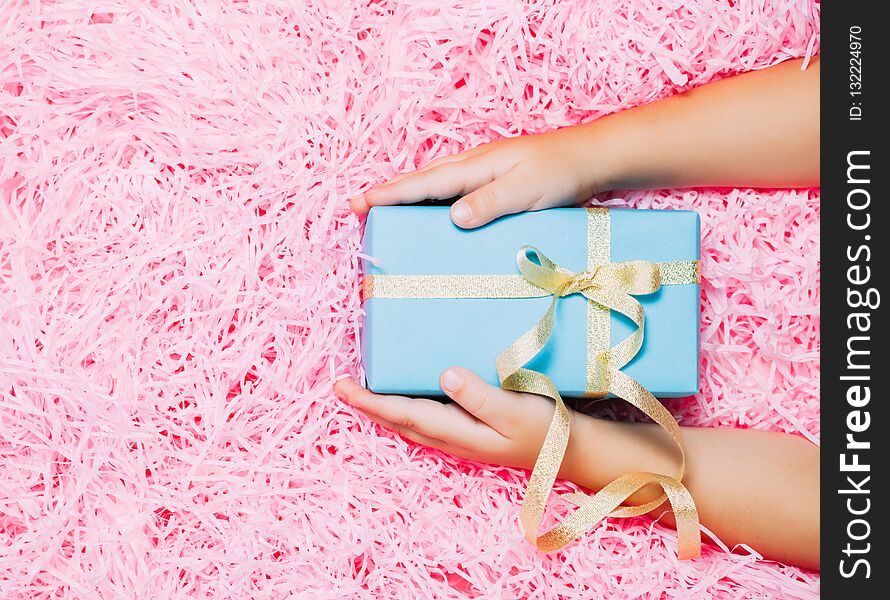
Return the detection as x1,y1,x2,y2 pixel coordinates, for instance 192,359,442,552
558,410,603,486
559,412,682,505
572,108,663,195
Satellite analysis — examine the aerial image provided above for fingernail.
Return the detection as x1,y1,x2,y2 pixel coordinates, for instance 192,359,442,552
451,201,472,225
441,369,463,393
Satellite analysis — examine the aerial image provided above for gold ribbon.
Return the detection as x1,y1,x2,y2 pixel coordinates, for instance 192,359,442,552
362,208,701,558
361,260,697,300
496,245,700,559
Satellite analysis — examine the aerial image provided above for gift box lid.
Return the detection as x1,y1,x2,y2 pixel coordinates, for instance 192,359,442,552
361,206,700,398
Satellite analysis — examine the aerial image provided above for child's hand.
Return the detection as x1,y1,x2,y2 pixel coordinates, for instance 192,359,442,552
350,57,820,228
335,368,821,569
333,367,575,473
349,128,614,229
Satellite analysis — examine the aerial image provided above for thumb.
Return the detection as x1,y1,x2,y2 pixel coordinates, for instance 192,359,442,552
449,168,536,229
440,367,516,435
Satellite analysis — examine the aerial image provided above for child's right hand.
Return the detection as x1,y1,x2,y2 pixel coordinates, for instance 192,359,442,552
350,57,820,227
349,126,617,228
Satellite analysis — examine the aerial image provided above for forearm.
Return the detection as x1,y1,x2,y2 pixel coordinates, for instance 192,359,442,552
561,414,820,569
570,57,820,193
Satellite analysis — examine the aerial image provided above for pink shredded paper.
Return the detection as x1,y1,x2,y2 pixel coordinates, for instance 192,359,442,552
1,1,819,598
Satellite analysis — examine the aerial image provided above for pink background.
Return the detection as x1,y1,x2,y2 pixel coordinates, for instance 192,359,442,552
1,1,819,597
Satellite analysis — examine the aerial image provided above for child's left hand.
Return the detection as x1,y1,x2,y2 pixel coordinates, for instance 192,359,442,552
334,367,570,475
333,367,677,513
335,366,821,570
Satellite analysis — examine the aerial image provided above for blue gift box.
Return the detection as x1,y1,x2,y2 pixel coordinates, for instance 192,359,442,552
361,206,700,398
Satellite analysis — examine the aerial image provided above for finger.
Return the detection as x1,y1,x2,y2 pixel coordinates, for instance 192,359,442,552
380,144,492,187
415,144,491,171
349,193,372,215
439,368,522,436
357,408,452,451
334,377,501,448
349,147,492,215
364,154,499,208
386,147,485,185
449,167,538,229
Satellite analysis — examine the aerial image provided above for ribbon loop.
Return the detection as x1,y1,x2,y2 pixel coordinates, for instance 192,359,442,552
499,246,701,559
516,246,577,296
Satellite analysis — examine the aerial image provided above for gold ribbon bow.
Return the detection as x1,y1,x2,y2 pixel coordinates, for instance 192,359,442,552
498,246,700,559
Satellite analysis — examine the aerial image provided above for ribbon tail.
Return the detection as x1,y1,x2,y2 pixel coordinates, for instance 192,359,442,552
496,246,701,559
496,297,558,383
508,373,571,542
516,371,700,559
558,473,701,560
